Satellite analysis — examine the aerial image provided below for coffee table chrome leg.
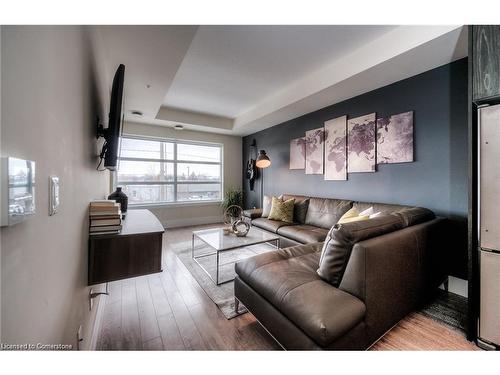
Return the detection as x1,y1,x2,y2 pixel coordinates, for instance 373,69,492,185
216,251,220,285
235,297,240,313
191,234,194,258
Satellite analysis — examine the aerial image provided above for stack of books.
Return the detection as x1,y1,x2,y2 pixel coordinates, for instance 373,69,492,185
89,200,122,235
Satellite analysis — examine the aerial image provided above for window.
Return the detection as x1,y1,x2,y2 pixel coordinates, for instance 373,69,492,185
116,137,223,205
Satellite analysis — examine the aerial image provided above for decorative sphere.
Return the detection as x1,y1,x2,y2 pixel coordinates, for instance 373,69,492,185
232,219,250,237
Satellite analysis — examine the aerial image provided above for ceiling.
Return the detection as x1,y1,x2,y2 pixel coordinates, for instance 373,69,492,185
90,25,468,136
163,25,397,118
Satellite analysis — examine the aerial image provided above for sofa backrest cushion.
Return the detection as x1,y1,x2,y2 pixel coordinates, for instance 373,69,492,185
317,214,405,286
393,207,435,227
282,194,310,224
304,197,352,229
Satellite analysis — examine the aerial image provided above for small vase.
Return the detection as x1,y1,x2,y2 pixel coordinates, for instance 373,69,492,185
108,187,128,214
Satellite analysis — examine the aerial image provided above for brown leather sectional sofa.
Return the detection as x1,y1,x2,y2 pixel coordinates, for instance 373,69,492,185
236,194,447,350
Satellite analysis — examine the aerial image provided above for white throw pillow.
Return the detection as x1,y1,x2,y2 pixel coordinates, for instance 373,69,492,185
359,207,374,216
261,195,273,217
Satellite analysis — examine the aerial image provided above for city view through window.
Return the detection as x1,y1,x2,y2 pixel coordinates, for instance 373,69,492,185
117,137,222,204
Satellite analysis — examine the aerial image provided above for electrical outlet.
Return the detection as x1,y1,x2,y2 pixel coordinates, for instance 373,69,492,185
89,288,94,311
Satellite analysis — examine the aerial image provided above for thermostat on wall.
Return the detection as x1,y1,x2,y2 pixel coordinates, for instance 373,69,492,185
49,176,60,216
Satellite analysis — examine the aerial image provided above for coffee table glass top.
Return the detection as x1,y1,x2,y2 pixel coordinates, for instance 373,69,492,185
192,226,279,251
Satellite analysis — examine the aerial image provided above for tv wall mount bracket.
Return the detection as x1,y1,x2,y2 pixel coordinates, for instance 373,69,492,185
95,116,109,139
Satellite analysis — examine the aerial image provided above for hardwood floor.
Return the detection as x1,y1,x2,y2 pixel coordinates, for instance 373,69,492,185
371,313,480,351
96,225,479,351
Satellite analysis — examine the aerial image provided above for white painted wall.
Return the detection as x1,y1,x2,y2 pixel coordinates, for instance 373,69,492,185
1,26,109,349
122,121,242,228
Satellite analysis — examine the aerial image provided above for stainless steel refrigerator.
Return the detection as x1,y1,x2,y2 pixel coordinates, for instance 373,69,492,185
478,103,500,350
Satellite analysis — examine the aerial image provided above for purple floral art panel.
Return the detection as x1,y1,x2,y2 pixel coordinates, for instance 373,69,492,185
377,111,414,164
347,113,376,173
305,127,325,175
324,115,347,180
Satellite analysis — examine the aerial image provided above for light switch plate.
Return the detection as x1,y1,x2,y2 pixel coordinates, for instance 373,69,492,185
49,176,59,216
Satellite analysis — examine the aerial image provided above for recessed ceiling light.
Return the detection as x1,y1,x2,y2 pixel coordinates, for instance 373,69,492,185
130,110,143,116
173,124,184,130
146,84,151,89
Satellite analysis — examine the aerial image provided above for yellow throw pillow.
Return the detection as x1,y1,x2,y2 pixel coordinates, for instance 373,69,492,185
268,197,295,223
337,215,370,224
337,207,359,224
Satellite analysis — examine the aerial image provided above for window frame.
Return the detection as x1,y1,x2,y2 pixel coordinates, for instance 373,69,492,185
113,134,224,207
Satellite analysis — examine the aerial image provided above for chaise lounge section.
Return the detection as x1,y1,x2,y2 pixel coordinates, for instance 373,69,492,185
236,194,447,350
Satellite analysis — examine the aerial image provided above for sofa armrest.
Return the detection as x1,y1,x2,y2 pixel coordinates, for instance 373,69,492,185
243,208,262,219
339,217,447,343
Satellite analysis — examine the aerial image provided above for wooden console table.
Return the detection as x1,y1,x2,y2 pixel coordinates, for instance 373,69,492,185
88,209,165,285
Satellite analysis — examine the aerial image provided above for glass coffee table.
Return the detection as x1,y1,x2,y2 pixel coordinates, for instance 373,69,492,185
192,227,280,285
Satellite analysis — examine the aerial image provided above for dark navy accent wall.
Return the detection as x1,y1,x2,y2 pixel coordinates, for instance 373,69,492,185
242,58,468,277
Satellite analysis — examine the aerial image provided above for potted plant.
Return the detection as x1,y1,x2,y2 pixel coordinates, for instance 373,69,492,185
221,187,244,224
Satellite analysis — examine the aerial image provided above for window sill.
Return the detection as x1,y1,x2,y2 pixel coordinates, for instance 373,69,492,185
128,200,223,209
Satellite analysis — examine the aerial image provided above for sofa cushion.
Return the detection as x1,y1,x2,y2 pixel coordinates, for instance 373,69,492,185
251,217,294,233
294,199,310,224
359,207,374,216
268,197,295,223
317,214,405,286
337,207,359,223
261,195,273,217
277,224,329,244
282,194,310,224
236,242,323,278
243,208,263,219
235,243,366,346
337,207,371,224
338,215,370,224
305,198,352,229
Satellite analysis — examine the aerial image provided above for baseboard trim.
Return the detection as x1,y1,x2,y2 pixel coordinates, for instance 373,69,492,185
88,293,106,350
163,215,223,229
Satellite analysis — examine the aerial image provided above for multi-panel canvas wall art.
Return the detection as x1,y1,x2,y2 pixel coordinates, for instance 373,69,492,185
376,111,414,164
289,137,306,169
288,110,414,179
347,113,376,173
305,128,325,174
324,116,347,180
